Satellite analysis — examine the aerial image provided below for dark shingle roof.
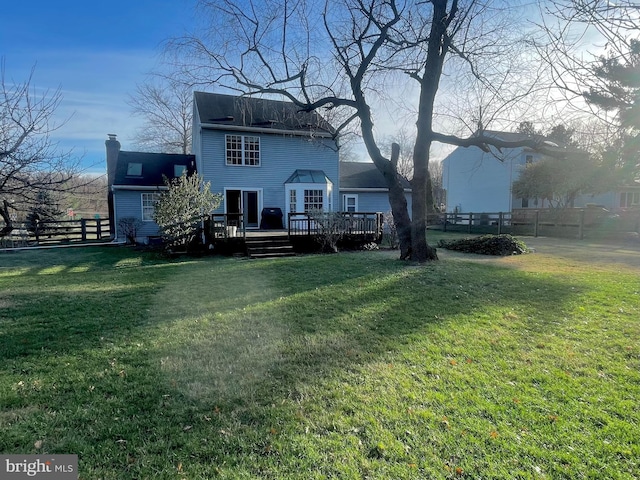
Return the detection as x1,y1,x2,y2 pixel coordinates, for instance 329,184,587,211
194,92,335,134
340,162,411,190
113,151,196,187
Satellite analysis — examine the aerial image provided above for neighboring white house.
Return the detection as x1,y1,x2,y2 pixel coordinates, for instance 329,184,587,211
442,130,638,213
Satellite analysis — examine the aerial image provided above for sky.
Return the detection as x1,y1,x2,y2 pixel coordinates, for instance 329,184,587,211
1,0,198,174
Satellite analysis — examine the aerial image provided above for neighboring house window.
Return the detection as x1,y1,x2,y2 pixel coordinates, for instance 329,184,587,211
226,134,260,166
289,190,297,212
525,154,534,165
304,189,323,211
174,164,187,177
521,198,529,208
127,163,143,176
620,191,640,208
141,193,160,221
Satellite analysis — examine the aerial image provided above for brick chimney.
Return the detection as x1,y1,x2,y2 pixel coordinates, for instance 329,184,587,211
105,134,120,187
105,134,120,238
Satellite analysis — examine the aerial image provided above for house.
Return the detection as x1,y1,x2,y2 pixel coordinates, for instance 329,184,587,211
442,130,636,213
106,93,409,243
192,92,339,229
106,134,196,241
339,161,412,217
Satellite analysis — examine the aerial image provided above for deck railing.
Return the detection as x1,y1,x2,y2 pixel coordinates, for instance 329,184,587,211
288,211,384,238
206,213,246,239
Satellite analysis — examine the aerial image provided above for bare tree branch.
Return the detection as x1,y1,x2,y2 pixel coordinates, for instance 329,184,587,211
1,61,84,236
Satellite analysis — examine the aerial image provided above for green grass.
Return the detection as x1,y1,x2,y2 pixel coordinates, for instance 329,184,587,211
1,240,639,479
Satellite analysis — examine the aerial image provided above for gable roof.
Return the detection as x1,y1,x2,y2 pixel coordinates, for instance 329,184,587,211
113,151,196,187
340,162,411,190
194,92,335,135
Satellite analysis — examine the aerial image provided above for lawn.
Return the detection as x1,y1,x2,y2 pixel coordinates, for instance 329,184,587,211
1,237,639,479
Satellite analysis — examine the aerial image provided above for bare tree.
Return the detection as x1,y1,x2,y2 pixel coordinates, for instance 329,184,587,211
1,62,83,237
127,78,193,154
172,0,555,262
381,128,415,180
538,1,640,152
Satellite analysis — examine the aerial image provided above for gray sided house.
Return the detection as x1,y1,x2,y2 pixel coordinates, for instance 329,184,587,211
192,92,339,228
339,161,412,217
442,130,636,213
106,135,196,242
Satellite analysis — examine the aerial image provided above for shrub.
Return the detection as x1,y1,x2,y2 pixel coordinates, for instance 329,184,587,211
383,211,399,249
118,217,143,244
153,173,222,251
437,234,529,256
308,209,347,253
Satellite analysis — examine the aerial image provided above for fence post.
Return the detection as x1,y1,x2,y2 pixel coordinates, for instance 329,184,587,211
468,213,473,234
534,210,539,237
578,209,585,240
96,219,101,240
443,213,447,232
34,220,40,244
81,219,87,241
498,212,503,235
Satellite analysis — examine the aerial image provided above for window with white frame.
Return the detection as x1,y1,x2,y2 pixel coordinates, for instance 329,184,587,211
289,190,297,212
226,134,260,166
304,189,323,211
620,191,640,208
141,193,160,221
344,194,358,212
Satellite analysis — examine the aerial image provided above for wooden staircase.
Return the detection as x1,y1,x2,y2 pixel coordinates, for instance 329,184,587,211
245,233,296,259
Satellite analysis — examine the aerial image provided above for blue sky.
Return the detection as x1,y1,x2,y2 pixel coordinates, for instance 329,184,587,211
1,0,197,174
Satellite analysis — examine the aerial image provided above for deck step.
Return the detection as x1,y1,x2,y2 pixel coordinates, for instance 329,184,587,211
246,235,296,259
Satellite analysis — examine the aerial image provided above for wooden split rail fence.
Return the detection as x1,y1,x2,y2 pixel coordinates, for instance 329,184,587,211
1,218,111,248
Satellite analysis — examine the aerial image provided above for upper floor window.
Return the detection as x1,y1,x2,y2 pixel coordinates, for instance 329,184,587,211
226,134,260,166
127,163,143,176
174,165,187,177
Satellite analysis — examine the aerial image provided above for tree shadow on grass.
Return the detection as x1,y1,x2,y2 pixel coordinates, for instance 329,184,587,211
158,256,580,406
0,251,587,477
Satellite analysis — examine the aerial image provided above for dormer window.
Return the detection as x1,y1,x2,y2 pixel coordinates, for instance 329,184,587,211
127,163,143,176
174,165,187,177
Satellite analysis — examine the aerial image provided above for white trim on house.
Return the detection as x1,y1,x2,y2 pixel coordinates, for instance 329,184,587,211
201,122,333,138
285,182,334,227
339,187,411,193
343,194,358,212
112,185,169,191
223,187,264,229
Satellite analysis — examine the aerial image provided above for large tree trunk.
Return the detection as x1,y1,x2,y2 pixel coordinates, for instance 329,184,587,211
411,140,438,262
357,101,414,259
0,199,14,237
387,144,412,259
